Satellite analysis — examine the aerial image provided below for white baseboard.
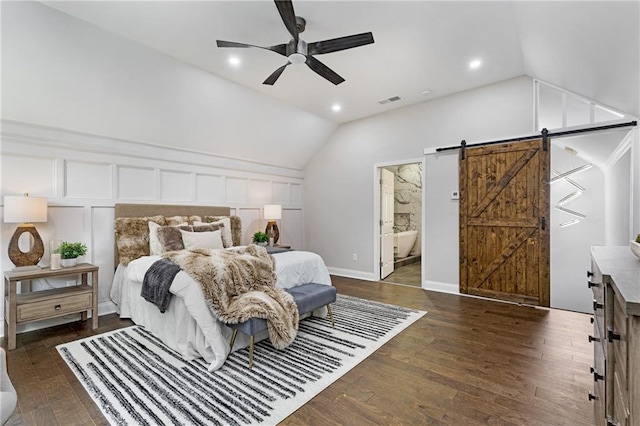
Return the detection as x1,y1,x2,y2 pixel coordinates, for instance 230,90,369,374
0,300,119,338
423,280,460,295
327,267,377,282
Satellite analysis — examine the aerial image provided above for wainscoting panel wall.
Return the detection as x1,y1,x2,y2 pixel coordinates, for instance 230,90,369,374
0,120,305,336
236,208,261,246
160,170,193,202
2,153,57,197
65,160,113,199
118,166,156,200
195,173,226,203
281,209,304,250
225,177,249,204
91,207,117,305
250,180,272,205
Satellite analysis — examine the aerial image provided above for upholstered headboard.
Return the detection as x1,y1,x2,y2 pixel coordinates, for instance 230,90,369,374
113,203,238,267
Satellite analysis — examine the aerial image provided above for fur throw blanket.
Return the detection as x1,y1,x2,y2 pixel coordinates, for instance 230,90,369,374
163,245,299,349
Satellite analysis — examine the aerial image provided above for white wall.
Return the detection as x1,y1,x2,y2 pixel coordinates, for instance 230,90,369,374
604,149,632,245
634,129,640,238
0,120,305,336
1,1,336,170
304,76,534,288
0,1,337,336
549,143,605,313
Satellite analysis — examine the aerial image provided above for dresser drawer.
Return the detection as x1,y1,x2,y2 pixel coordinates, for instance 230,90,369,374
612,293,628,384
589,261,606,334
592,334,607,425
613,368,630,426
17,292,92,322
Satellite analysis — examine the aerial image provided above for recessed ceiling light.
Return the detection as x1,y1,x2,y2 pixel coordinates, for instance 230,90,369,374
469,59,482,70
228,56,241,66
421,90,432,96
331,103,342,112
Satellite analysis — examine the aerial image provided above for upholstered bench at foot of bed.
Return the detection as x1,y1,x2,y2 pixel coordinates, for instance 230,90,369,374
228,283,337,368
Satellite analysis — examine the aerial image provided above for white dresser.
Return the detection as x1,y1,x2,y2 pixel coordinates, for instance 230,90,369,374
590,247,640,426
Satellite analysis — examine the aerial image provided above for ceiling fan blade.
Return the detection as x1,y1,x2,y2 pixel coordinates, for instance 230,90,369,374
305,55,345,85
308,32,375,55
216,40,252,48
274,0,299,43
217,40,288,56
263,62,291,85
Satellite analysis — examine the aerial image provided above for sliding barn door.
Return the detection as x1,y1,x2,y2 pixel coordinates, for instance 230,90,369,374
459,139,550,306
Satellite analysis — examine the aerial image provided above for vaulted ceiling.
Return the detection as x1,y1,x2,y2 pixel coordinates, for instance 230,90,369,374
44,1,639,124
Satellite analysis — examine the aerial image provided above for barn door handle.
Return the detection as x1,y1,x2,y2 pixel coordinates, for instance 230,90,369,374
590,366,604,382
541,217,546,230
607,327,621,343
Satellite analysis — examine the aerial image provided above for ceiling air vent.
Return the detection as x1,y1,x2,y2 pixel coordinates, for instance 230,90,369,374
378,96,401,105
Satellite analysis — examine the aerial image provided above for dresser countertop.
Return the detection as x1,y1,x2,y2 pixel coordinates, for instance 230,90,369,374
592,246,640,316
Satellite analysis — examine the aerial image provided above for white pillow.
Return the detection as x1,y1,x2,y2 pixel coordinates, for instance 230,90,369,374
180,229,224,250
149,221,188,255
194,218,233,247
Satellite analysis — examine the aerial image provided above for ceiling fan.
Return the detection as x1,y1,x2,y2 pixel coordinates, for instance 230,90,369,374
216,0,374,86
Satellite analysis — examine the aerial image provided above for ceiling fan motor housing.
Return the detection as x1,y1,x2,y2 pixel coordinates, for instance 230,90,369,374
296,16,306,32
287,39,307,64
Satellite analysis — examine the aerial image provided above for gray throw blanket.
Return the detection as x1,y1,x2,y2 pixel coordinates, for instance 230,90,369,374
141,258,182,313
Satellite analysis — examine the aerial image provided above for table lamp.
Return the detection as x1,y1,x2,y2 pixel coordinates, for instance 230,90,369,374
264,204,282,245
4,194,48,269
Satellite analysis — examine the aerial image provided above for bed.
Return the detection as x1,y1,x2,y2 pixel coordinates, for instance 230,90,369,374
109,204,332,371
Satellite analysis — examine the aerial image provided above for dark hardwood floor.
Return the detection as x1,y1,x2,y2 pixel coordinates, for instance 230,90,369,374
4,276,593,425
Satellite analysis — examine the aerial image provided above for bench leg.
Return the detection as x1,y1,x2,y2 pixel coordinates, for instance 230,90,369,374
229,330,238,350
249,335,255,368
327,304,335,328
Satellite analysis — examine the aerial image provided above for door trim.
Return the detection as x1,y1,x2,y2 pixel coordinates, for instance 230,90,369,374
373,158,426,283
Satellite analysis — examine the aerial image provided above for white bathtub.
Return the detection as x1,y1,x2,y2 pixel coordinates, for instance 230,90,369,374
394,230,418,258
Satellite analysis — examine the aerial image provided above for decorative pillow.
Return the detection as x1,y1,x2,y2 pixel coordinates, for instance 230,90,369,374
180,229,224,250
193,221,230,247
157,225,193,252
115,215,166,265
149,221,188,255
202,216,242,246
165,215,203,225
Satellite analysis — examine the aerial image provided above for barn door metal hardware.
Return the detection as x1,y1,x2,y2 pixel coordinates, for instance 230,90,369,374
435,120,636,153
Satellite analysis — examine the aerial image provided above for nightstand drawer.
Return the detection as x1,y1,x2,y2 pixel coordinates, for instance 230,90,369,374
17,292,92,322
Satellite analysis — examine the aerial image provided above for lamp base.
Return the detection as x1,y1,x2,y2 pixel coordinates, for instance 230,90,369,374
265,221,280,245
8,224,45,268
11,265,42,272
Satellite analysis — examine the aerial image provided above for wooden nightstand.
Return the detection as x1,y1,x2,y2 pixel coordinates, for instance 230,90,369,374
4,263,99,350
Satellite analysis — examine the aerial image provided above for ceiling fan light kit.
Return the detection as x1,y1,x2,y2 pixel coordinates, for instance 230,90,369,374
216,0,374,86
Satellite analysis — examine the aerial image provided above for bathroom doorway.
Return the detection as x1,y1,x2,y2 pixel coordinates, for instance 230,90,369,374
377,161,423,287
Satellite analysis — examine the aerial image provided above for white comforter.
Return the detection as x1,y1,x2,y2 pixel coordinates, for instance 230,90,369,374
110,249,331,371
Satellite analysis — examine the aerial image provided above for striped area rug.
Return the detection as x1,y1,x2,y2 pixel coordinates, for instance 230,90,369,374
57,294,425,425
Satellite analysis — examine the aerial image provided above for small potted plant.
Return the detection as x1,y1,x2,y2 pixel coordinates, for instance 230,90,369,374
54,241,87,267
252,231,268,246
631,234,640,260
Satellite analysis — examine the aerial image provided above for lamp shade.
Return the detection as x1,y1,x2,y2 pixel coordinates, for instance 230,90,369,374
264,204,282,220
4,195,48,223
